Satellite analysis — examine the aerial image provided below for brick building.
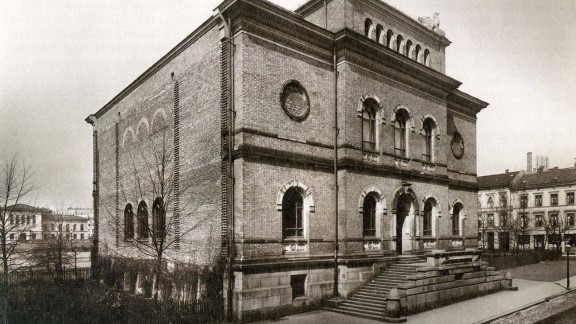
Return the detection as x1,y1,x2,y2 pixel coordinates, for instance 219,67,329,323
478,153,576,252
86,0,487,320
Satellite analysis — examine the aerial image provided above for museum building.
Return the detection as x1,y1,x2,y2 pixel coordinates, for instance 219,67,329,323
86,0,488,320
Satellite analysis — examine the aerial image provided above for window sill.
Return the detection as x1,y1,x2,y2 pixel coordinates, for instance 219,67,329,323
283,237,307,243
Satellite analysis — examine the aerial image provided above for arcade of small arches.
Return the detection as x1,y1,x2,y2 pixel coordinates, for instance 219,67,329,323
278,180,467,254
364,18,431,67
360,97,438,163
123,198,166,241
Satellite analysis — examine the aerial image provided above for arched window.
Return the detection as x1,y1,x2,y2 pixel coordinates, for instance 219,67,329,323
424,49,431,66
396,35,404,54
415,45,422,62
376,25,384,44
124,204,134,240
363,194,377,237
452,203,463,236
487,197,494,208
423,199,434,236
386,30,394,48
394,110,408,157
137,201,149,239
423,118,435,162
364,18,373,38
362,99,378,151
405,40,413,58
153,197,166,240
282,188,304,239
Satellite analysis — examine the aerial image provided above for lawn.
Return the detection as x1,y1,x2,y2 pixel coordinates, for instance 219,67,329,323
507,259,576,282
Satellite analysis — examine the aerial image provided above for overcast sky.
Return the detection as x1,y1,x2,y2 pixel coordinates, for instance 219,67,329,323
2,0,575,209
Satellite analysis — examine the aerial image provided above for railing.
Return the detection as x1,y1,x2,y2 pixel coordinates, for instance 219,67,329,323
8,267,91,285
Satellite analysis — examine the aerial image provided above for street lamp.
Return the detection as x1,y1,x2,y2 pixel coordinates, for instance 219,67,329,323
567,244,571,290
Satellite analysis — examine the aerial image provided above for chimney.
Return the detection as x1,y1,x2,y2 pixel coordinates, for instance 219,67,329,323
527,152,532,172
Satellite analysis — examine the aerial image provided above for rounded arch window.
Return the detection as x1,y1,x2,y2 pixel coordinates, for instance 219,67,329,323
415,45,422,62
396,35,404,54
363,194,378,237
365,18,373,38
424,49,431,66
394,110,409,157
452,203,463,236
137,200,149,239
282,188,304,239
362,98,379,151
423,198,435,236
423,118,436,163
451,132,465,159
386,30,394,48
376,25,384,44
152,197,166,240
124,203,134,240
280,80,310,122
405,40,413,58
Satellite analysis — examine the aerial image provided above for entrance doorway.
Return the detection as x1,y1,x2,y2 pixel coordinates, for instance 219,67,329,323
396,194,411,255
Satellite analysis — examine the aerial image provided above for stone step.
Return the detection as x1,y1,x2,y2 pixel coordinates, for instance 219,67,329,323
326,307,385,322
338,304,386,317
342,300,386,312
349,295,388,305
353,291,389,300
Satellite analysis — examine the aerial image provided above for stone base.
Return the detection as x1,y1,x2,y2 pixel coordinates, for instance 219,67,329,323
382,316,408,323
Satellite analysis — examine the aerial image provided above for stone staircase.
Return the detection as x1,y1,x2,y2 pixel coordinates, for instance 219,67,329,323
326,256,425,321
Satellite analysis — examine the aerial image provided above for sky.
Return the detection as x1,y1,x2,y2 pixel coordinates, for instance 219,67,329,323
1,0,575,209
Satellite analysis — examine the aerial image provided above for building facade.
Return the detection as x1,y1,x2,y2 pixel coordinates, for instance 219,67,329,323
478,153,576,252
42,214,90,241
3,204,48,242
86,0,487,320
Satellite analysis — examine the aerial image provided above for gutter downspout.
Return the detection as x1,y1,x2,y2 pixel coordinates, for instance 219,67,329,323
217,11,236,322
86,115,99,280
333,47,339,298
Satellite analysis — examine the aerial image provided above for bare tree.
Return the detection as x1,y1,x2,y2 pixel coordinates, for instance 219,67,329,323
478,212,489,250
0,155,35,323
104,132,214,303
29,215,74,282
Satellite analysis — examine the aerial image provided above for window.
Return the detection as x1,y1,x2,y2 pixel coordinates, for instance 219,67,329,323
386,30,394,48
364,18,374,38
550,193,558,206
405,40,413,58
26,215,30,225
520,213,529,228
535,194,542,207
9,214,13,225
375,24,384,44
520,195,528,208
424,49,431,66
423,199,434,236
137,201,149,239
18,233,26,242
394,110,408,157
487,197,494,208
487,214,494,227
362,99,378,151
124,204,134,240
568,192,575,205
51,224,55,231
535,214,543,227
153,198,166,239
550,213,559,227
568,213,575,227
31,233,36,240
32,216,35,225
518,235,530,245
73,224,76,231
9,234,14,240
291,275,306,299
414,45,422,62
499,192,507,208
452,203,462,236
282,188,304,238
15,215,19,225
500,213,508,227
80,224,84,231
363,194,377,237
81,233,84,240
65,224,69,232
73,234,77,239
499,232,509,252
396,35,404,54
422,118,435,163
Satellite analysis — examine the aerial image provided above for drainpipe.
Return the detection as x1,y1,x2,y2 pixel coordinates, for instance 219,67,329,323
333,47,339,298
217,11,236,321
85,115,99,280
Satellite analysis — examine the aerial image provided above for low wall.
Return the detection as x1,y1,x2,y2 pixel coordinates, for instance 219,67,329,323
395,250,506,315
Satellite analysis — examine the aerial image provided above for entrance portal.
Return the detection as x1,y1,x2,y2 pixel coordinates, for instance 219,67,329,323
395,193,412,255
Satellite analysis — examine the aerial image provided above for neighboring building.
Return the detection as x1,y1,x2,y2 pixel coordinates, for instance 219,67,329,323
42,214,90,241
66,207,94,238
86,0,487,320
2,204,50,242
478,153,576,252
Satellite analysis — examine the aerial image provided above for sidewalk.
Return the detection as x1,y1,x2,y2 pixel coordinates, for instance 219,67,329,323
255,276,576,324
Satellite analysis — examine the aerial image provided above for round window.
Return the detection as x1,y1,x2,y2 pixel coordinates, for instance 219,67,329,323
451,132,465,159
280,80,310,122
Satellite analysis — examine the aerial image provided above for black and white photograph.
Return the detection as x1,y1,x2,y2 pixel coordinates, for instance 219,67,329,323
2,0,576,323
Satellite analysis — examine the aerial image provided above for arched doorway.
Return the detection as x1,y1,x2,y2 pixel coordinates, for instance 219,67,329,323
392,186,419,255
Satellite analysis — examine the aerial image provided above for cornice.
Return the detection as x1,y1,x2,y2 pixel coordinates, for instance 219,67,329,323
447,90,489,117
